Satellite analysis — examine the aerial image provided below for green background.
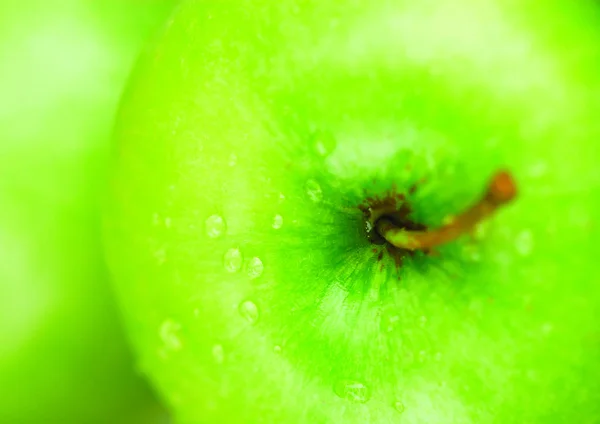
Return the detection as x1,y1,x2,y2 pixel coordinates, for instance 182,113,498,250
0,1,175,423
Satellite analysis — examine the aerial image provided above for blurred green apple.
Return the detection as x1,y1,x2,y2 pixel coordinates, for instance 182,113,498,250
0,1,175,423
106,0,600,423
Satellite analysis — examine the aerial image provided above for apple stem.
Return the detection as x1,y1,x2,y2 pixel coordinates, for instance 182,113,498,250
375,170,517,251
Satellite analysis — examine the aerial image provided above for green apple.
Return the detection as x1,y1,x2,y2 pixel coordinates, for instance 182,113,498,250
105,0,600,422
0,1,175,423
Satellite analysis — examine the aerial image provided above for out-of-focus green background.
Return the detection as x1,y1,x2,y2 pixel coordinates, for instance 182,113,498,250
0,1,176,423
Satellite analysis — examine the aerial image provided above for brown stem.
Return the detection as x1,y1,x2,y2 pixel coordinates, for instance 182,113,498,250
375,170,517,250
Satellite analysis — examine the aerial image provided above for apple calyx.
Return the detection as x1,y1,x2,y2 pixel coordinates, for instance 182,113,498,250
375,170,517,251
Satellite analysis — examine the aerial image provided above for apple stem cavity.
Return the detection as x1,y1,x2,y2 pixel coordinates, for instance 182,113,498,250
376,171,517,251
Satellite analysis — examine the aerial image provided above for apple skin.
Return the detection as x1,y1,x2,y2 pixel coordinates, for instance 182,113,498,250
105,1,600,423
0,1,175,423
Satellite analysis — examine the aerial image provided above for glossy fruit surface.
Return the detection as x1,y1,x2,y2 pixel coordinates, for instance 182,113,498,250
106,1,600,422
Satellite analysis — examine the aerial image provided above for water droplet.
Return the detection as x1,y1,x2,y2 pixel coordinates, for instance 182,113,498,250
224,248,243,272
272,214,284,229
473,222,488,240
463,244,482,262
527,160,548,178
278,193,286,203
205,214,226,238
247,257,264,279
154,248,167,265
159,319,182,351
273,345,282,354
313,131,336,156
305,179,323,202
228,153,238,166
334,380,371,403
442,215,455,225
515,230,533,256
212,344,225,364
380,312,400,333
239,300,259,324
541,322,553,335
393,400,406,413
